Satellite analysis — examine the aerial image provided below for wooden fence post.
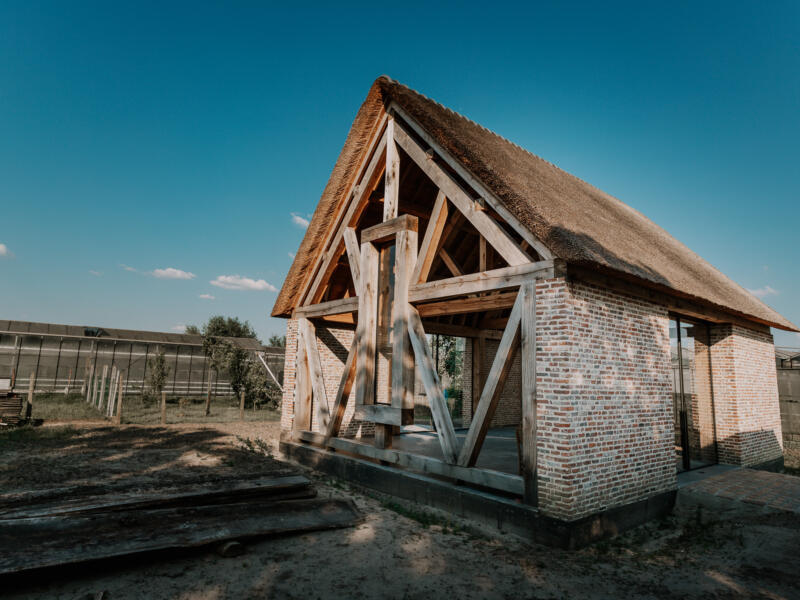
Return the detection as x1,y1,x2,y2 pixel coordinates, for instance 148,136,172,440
98,365,108,410
65,368,72,395
160,390,167,425
239,390,245,422
204,370,212,416
114,372,124,425
26,371,35,419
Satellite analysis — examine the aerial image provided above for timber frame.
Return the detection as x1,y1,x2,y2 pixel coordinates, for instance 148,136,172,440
289,108,561,505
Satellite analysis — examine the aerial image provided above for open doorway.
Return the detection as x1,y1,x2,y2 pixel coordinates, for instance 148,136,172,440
670,316,718,472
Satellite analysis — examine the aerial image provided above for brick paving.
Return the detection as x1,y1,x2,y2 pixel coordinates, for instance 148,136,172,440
683,467,800,513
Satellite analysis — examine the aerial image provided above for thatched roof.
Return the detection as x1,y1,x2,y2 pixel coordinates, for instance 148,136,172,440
273,76,797,332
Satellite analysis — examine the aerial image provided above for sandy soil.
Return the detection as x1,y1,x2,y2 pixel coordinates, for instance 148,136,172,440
2,422,800,600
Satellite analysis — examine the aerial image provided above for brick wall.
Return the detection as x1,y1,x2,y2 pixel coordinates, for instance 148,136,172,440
710,324,783,467
462,339,522,428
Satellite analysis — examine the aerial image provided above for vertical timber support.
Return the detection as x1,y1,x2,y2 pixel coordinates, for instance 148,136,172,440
301,318,330,432
391,226,417,411
355,241,379,408
520,281,538,506
383,117,399,221
293,322,312,431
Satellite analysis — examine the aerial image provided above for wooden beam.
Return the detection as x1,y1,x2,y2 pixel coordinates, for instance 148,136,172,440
301,319,330,432
409,261,556,304
416,292,518,318
392,227,418,410
411,191,448,284
293,325,312,431
392,119,531,267
343,227,361,294
389,103,553,262
295,296,359,319
294,430,523,495
458,290,523,467
355,241,379,407
360,214,418,245
323,337,358,444
407,306,459,463
383,118,399,221
519,282,537,505
438,248,463,277
421,320,503,340
302,129,388,306
354,404,414,426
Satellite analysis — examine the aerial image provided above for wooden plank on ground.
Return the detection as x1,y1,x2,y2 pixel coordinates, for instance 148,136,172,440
458,290,524,467
0,498,360,577
406,307,459,463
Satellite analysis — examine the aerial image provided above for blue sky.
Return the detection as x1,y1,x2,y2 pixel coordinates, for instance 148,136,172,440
1,1,798,346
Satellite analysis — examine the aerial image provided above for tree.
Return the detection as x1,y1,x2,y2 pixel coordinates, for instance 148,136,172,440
197,316,261,401
268,334,286,348
201,316,258,340
184,325,200,335
145,348,171,399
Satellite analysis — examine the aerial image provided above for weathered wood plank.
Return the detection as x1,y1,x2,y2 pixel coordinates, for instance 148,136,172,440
392,227,417,410
343,227,362,294
294,430,522,495
410,191,448,284
416,291,518,318
406,307,459,463
520,281,538,505
393,120,531,267
323,336,358,444
360,214,418,245
438,247,463,277
383,118,399,221
293,325,312,431
409,260,555,303
355,241,379,407
301,319,330,431
458,290,523,467
294,296,359,319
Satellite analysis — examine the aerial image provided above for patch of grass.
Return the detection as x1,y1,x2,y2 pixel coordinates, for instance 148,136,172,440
380,499,462,534
237,435,274,458
0,423,81,450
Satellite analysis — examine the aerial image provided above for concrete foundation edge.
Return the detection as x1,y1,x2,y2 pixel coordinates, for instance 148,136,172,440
280,440,676,549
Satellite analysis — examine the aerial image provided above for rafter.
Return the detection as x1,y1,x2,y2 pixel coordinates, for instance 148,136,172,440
343,227,361,294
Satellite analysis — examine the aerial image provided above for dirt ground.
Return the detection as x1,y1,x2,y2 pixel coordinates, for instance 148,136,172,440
2,422,800,600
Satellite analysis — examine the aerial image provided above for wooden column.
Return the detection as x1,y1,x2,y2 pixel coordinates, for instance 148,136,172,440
355,241,379,407
391,226,417,411
383,118,399,221
113,372,124,425
239,390,245,422
204,370,212,416
301,318,330,431
520,281,538,505
160,390,167,425
293,323,312,431
26,371,35,419
98,364,108,410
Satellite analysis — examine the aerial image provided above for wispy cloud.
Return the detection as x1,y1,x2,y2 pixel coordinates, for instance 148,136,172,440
120,264,138,272
747,285,779,299
0,243,13,258
288,252,295,259
153,267,196,280
198,293,215,300
291,213,310,229
171,324,187,333
89,270,103,277
210,274,277,291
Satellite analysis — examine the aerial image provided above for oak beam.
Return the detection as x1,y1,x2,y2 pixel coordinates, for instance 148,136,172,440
519,282,537,505
458,291,523,467
295,296,359,319
438,248,463,277
343,227,362,294
392,227,418,410
360,214,418,245
355,241,379,407
416,292,518,318
411,191,448,284
293,324,312,431
409,261,556,304
407,307,459,463
383,118,399,221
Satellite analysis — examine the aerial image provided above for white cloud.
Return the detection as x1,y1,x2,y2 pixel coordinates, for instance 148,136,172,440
171,324,187,333
89,270,103,277
747,285,779,299
288,252,295,259
120,264,138,272
291,213,310,229
198,293,215,300
153,267,196,280
0,243,14,258
210,274,277,291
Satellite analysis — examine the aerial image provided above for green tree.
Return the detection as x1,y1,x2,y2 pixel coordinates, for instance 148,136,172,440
268,334,286,348
145,349,171,398
197,316,261,400
184,325,200,335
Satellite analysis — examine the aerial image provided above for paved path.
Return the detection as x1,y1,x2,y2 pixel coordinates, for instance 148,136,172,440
680,465,800,514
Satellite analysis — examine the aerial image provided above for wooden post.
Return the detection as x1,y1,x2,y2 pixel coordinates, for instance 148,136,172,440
85,359,94,403
355,241,379,408
520,281,538,505
239,390,245,422
204,370,212,416
26,371,35,419
391,227,417,410
160,390,167,425
113,372,124,425
383,117,399,221
293,324,312,431
107,368,118,418
98,365,109,410
65,368,73,396
91,366,100,407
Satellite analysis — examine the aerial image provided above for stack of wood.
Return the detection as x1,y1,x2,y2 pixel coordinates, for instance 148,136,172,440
0,474,360,577
0,378,23,426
